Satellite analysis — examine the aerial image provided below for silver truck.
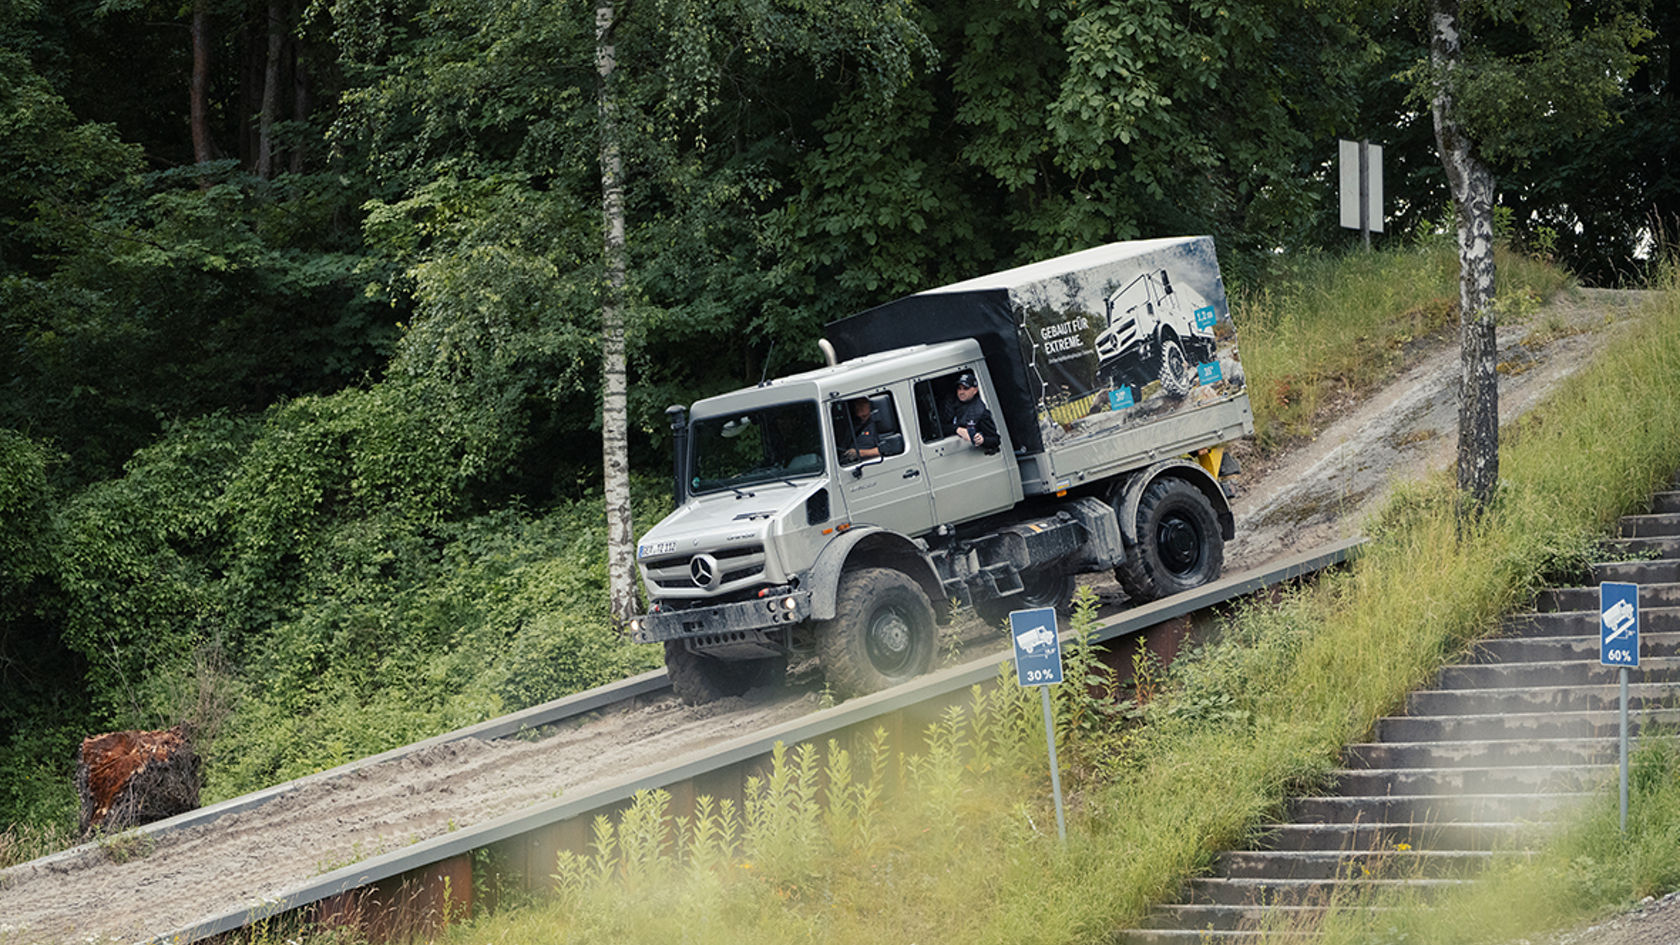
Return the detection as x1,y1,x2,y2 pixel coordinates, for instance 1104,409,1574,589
628,237,1252,703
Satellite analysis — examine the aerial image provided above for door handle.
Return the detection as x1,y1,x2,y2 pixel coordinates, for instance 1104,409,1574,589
902,469,921,479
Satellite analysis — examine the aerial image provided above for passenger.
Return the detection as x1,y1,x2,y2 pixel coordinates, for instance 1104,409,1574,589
952,372,1000,453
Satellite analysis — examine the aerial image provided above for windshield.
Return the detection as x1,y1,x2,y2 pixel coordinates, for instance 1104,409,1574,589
689,400,825,494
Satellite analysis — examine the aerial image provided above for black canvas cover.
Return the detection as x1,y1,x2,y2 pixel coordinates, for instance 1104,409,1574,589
825,287,1044,454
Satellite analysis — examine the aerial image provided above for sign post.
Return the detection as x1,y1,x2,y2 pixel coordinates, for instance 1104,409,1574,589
1010,607,1066,844
1338,139,1384,248
1599,581,1640,832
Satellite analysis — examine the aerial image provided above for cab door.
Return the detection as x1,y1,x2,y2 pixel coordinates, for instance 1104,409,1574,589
913,368,1018,527
831,388,936,536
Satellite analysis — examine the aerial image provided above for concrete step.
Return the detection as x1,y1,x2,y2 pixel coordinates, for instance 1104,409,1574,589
1287,792,1592,825
1499,608,1680,638
1344,737,1621,770
1591,559,1680,584
1182,875,1470,906
1436,658,1680,689
1256,820,1545,852
1142,902,1328,933
1376,708,1680,742
1118,929,1313,945
1621,513,1680,539
1537,582,1680,612
1605,536,1680,559
1653,492,1680,514
1216,848,1515,880
1328,763,1611,796
1406,682,1680,716
1468,631,1680,662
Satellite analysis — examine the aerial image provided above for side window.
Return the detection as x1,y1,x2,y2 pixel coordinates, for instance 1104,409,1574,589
832,391,905,464
913,369,979,443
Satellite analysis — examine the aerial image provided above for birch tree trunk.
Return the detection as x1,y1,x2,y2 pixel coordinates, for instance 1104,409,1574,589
1431,0,1500,512
596,0,637,623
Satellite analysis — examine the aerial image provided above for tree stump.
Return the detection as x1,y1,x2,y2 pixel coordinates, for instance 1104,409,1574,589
76,727,200,836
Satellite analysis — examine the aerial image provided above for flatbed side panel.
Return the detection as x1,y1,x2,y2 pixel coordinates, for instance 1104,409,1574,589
1027,395,1254,495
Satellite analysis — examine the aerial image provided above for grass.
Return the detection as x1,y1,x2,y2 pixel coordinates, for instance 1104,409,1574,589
0,820,77,871
1237,241,1577,449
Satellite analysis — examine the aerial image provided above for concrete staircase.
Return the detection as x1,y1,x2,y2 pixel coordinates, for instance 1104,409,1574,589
1120,486,1680,944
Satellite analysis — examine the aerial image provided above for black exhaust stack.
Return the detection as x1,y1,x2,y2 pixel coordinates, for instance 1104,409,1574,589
665,404,690,507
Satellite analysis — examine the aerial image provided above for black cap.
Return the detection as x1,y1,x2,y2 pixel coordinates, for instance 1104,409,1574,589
956,372,977,389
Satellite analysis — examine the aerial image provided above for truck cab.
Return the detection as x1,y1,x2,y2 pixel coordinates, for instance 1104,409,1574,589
633,340,1048,700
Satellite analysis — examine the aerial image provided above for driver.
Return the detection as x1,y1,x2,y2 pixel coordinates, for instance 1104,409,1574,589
839,397,881,464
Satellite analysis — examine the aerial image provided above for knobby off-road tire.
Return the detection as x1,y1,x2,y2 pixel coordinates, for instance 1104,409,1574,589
816,567,937,699
1157,337,1193,399
1116,477,1223,604
664,641,787,705
973,568,1077,627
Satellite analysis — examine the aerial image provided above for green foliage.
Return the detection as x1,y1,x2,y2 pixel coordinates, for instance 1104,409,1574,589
1401,0,1651,168
4,167,399,483
0,428,53,608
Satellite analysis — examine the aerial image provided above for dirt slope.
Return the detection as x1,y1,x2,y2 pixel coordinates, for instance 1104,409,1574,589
0,287,1654,944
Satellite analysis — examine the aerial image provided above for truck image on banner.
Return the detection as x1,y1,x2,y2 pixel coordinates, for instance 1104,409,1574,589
630,237,1252,704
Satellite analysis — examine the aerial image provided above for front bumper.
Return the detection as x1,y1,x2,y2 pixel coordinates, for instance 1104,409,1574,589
630,590,813,646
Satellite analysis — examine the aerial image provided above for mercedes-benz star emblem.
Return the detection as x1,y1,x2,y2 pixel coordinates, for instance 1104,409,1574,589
690,554,719,588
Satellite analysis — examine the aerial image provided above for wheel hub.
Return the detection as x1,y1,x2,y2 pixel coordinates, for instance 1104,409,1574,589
867,608,912,668
1159,515,1201,574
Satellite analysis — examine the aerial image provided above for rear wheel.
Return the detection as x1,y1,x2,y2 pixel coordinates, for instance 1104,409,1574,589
817,568,937,698
664,642,787,705
1116,478,1223,603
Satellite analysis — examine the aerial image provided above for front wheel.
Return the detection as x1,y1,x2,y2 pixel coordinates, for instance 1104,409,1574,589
1158,337,1192,399
1116,478,1224,603
816,568,937,699
665,642,786,705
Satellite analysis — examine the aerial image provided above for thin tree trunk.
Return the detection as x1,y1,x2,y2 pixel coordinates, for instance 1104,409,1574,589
190,0,213,164
290,7,309,174
256,0,284,178
1431,0,1499,512
597,0,637,623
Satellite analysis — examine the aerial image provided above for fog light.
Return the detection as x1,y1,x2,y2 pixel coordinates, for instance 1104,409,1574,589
781,596,798,611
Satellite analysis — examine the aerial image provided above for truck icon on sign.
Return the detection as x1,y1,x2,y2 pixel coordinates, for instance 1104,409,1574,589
1603,597,1637,643
1016,625,1056,654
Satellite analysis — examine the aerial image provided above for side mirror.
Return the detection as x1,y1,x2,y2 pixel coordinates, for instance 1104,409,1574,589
852,452,888,479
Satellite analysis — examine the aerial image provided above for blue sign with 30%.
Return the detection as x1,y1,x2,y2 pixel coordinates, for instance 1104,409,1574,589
1009,607,1063,687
